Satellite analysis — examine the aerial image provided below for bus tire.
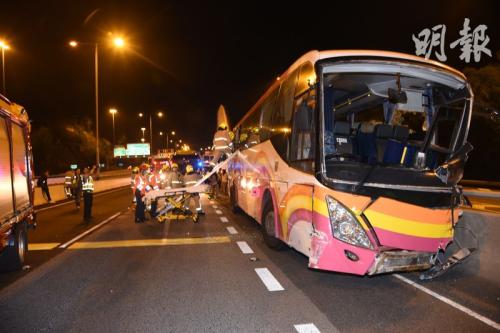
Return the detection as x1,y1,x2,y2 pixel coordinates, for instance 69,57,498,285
0,221,28,272
229,183,241,213
261,200,287,251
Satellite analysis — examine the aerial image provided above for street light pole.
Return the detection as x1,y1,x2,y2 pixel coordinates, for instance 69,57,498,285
109,108,117,146
149,114,153,153
1,47,5,95
69,36,126,173
166,130,175,151
95,43,100,173
0,41,9,95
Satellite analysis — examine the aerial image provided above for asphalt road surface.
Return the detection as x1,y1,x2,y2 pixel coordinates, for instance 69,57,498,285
0,188,499,332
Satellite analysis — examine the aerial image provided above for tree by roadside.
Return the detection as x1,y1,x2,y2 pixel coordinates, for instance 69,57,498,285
31,120,113,176
462,51,500,181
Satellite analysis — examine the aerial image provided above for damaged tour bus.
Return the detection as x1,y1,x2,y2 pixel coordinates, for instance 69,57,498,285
228,50,474,279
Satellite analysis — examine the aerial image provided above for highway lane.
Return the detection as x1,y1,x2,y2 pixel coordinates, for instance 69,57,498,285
0,191,499,332
0,187,133,288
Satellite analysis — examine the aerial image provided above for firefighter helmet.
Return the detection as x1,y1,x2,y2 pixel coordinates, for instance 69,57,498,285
185,164,194,174
171,163,179,170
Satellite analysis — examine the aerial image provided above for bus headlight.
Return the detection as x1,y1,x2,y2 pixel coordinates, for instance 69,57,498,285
326,196,372,249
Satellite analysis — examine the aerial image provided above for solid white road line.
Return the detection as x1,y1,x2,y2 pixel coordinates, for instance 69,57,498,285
220,216,229,223
226,226,238,234
255,268,284,291
393,274,500,330
59,212,122,249
36,187,128,212
215,209,223,215
294,323,321,333
236,241,254,254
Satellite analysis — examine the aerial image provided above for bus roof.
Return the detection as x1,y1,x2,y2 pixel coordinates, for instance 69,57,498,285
236,49,466,128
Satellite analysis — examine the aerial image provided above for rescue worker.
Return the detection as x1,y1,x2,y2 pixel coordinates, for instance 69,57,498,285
82,167,94,222
134,164,148,223
72,168,83,209
131,166,140,203
167,163,184,189
183,164,204,215
212,124,232,165
158,164,170,189
147,165,160,218
64,170,73,198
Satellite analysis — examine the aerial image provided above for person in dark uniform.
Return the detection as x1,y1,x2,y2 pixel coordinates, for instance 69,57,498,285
134,164,148,223
72,168,83,209
38,170,54,203
82,167,94,222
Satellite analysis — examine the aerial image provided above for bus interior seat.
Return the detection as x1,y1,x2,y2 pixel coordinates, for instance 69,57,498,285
353,122,377,164
374,124,393,162
333,121,352,154
393,125,409,141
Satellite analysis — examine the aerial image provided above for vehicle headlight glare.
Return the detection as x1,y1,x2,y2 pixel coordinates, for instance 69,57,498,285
326,196,372,249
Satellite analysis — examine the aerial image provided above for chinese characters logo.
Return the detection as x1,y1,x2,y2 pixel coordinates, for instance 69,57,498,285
413,18,492,63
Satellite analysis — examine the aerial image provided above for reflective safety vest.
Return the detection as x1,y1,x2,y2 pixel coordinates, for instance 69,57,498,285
82,176,94,192
213,130,231,151
168,172,184,189
64,172,73,186
183,172,201,187
134,174,146,194
148,172,160,190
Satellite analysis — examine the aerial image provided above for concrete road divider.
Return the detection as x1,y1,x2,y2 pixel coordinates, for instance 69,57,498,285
35,176,131,206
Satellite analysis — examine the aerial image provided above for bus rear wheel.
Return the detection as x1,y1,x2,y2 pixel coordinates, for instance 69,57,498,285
0,221,27,272
261,200,287,250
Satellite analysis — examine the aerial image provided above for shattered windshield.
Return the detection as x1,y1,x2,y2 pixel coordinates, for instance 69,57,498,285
322,62,470,185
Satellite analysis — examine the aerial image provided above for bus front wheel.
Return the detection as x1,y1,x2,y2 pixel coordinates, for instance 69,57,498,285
261,200,287,250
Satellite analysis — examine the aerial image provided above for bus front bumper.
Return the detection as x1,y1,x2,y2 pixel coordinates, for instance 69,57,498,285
367,250,434,275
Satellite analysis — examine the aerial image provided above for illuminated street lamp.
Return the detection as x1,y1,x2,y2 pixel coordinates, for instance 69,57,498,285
166,130,175,150
138,111,163,152
140,127,146,140
0,40,10,95
109,108,117,146
69,35,127,172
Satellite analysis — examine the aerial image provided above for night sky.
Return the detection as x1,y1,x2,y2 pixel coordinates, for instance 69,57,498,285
1,0,498,149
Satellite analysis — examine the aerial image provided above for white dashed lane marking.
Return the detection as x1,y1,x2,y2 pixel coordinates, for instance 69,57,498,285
220,216,229,223
215,209,223,215
226,226,238,234
212,205,218,209
255,268,284,291
394,274,500,330
236,241,254,254
294,323,321,333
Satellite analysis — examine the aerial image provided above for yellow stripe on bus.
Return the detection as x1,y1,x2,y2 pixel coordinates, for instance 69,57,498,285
364,210,453,238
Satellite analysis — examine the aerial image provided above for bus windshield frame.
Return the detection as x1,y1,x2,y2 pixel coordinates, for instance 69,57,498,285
318,59,472,196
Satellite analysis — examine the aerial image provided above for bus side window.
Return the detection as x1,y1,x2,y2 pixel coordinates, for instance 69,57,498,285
260,88,278,141
239,109,261,149
274,68,299,130
269,68,299,161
